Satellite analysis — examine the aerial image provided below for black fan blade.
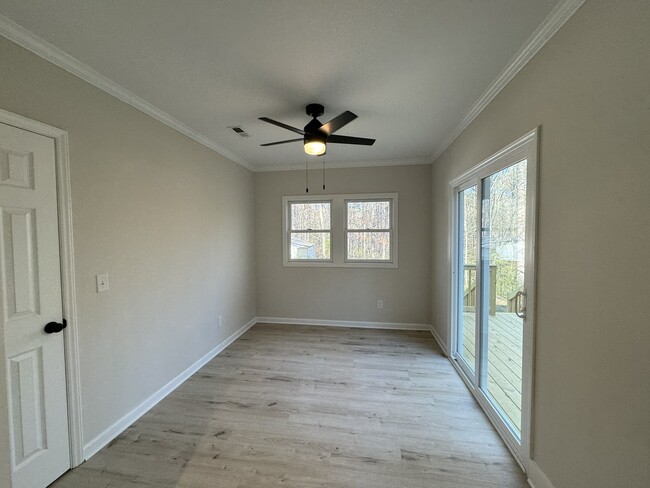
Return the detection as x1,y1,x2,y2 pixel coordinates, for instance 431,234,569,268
260,138,303,147
327,134,375,146
259,117,305,135
319,111,357,136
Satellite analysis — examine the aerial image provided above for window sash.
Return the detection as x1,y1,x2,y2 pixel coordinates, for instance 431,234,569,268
288,230,332,262
344,199,393,262
288,200,331,232
345,198,392,231
344,230,393,262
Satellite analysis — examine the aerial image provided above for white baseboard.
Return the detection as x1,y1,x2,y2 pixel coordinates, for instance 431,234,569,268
429,325,449,356
527,460,556,488
256,316,430,331
82,317,256,460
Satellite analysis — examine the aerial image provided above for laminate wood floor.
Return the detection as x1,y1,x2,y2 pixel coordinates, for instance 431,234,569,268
50,324,528,488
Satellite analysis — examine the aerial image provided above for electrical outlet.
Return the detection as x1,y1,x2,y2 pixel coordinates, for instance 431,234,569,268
378,300,383,309
96,273,109,293
218,315,223,327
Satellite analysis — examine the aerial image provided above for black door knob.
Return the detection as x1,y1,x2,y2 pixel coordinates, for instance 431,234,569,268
44,320,67,334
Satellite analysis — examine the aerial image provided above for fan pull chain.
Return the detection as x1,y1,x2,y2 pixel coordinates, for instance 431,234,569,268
305,156,309,193
322,153,326,190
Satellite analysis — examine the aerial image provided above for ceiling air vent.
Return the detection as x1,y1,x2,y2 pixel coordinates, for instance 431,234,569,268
229,126,250,137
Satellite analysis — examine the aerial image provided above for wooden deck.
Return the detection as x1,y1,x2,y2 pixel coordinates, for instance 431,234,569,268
460,312,523,431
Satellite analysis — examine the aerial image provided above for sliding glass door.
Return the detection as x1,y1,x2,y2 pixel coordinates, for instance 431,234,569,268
480,160,527,433
456,184,478,377
450,131,537,464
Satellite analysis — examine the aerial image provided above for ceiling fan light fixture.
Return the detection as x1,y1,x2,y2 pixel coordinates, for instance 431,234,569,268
304,136,326,156
259,104,375,157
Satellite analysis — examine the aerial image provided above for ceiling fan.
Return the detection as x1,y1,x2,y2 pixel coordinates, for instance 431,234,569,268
259,103,375,156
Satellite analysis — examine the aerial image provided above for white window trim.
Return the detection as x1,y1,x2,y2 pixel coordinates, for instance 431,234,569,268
282,193,398,268
344,198,394,264
286,199,333,264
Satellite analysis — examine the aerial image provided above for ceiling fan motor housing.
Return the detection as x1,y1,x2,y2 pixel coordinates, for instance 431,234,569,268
306,103,324,118
304,118,323,136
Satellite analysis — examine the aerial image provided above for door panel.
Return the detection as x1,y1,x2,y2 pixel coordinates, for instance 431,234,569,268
480,160,527,434
2,208,40,318
0,122,69,488
9,348,47,466
456,186,478,375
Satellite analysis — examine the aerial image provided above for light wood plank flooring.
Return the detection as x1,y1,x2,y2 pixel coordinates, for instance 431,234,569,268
50,324,527,488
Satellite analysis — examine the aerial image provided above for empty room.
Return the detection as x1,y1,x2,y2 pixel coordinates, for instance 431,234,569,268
0,1,648,487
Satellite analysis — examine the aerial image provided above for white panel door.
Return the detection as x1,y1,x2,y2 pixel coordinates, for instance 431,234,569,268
0,122,70,488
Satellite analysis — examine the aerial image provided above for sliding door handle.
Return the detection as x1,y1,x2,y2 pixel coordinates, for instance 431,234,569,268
514,291,527,319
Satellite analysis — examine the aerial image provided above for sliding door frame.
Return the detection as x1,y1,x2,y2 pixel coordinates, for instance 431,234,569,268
448,128,538,471
452,179,481,383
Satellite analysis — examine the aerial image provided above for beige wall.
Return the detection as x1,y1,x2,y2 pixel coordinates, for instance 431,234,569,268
0,37,256,450
1,0,648,485
431,1,649,487
256,165,431,325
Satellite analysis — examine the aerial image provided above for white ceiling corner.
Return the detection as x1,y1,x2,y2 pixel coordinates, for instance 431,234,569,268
0,1,583,172
0,13,256,171
431,0,586,161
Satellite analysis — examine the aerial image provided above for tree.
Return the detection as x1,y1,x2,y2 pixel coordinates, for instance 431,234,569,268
460,160,527,309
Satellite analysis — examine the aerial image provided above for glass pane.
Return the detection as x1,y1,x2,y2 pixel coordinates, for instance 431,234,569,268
347,232,390,261
347,200,390,229
481,159,527,434
290,232,331,260
457,186,477,374
290,202,330,230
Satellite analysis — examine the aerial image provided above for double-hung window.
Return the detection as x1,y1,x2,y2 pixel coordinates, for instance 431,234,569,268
345,199,393,263
287,200,332,262
283,193,397,267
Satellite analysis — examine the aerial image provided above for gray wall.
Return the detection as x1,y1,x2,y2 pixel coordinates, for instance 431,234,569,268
256,165,431,325
0,37,257,448
430,1,649,487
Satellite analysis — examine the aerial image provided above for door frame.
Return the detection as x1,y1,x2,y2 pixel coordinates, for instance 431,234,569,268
0,108,84,469
450,179,480,384
447,128,538,471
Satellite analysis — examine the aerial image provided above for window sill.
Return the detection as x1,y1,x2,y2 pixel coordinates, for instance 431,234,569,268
283,260,398,269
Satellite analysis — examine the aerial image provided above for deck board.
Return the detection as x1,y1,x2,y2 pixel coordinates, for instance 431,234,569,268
459,312,523,431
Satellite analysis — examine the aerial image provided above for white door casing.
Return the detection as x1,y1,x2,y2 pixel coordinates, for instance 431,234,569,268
0,122,70,488
448,128,538,470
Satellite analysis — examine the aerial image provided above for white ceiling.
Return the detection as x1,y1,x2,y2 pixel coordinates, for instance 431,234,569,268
0,0,561,170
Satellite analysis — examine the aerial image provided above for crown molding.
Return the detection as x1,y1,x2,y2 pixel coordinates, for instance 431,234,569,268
1,1,585,172
431,0,586,162
0,14,255,171
253,157,432,172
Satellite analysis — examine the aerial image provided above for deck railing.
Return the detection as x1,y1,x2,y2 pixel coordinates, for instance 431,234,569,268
507,289,525,313
463,265,497,316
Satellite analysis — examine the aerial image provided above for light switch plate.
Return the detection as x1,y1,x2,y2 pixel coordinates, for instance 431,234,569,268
96,273,109,293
